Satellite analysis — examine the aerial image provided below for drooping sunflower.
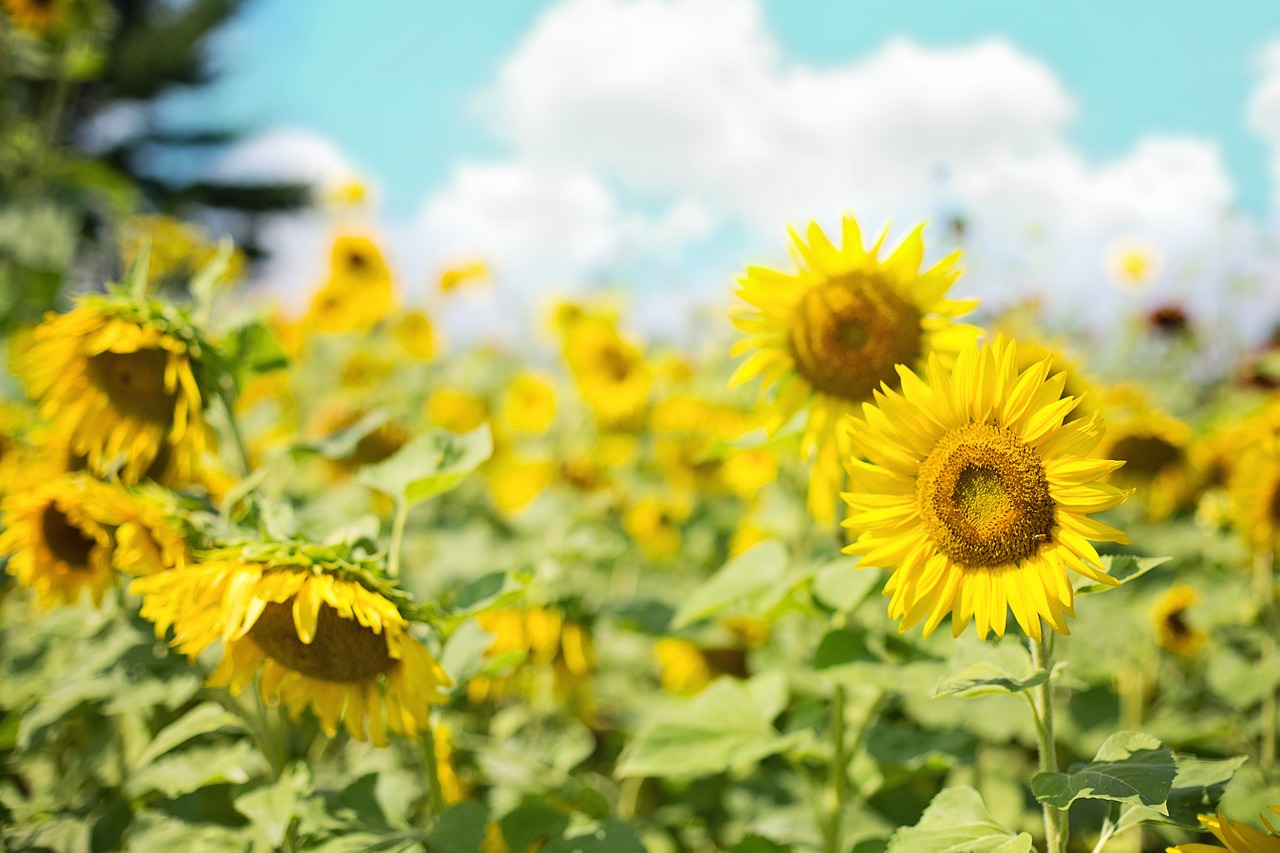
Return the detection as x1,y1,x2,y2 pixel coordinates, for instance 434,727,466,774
131,546,450,745
1152,585,1207,659
0,472,133,607
1168,807,1280,852
1230,434,1280,556
732,215,979,522
18,299,212,483
842,337,1132,640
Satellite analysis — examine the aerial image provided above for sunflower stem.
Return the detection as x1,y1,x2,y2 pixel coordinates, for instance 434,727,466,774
1254,549,1276,774
824,681,848,853
388,501,409,579
420,717,446,823
1030,631,1067,853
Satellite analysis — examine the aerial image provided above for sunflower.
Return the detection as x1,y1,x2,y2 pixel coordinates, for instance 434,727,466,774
1152,585,1207,659
0,473,132,607
131,548,450,745
1230,434,1280,556
438,260,490,294
425,388,488,434
623,495,692,562
484,452,555,515
393,310,438,361
468,606,594,711
1167,807,1280,852
731,215,978,522
558,309,650,432
841,337,1132,640
107,484,193,577
18,302,211,484
313,408,412,475
1095,396,1193,521
500,372,557,433
654,638,749,696
303,234,395,332
1105,237,1162,291
3,0,62,33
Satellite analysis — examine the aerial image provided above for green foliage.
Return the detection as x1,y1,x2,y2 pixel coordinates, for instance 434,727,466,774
359,426,494,509
886,787,1033,852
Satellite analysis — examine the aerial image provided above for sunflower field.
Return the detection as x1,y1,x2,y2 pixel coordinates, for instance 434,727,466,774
6,4,1280,853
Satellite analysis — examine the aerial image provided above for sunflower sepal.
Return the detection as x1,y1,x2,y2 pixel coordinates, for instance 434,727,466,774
1073,555,1171,596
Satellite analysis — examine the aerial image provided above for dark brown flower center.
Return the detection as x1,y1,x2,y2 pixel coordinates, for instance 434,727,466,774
40,504,95,569
248,598,396,682
86,348,177,424
1110,434,1183,480
917,423,1056,568
1163,607,1191,640
788,275,921,402
600,344,632,383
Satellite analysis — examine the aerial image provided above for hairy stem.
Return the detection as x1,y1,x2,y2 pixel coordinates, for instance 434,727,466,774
1031,631,1067,853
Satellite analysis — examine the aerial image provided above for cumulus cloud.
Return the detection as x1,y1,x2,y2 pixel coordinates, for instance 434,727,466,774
212,126,364,191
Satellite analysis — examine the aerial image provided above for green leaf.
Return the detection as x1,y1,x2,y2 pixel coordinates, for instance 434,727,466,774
235,762,313,847
128,813,252,853
499,802,570,851
886,786,1033,852
221,317,288,391
1032,731,1177,812
1115,752,1249,831
814,628,876,669
426,802,490,853
358,426,493,508
617,675,795,779
934,661,1065,699
672,541,789,629
541,820,646,853
125,740,266,798
131,701,246,770
726,836,791,853
191,238,236,323
865,722,975,771
1074,555,1170,595
810,557,880,612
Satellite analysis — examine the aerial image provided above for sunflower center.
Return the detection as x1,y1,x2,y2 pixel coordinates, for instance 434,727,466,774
40,504,95,569
1163,607,1191,640
86,348,176,424
1109,434,1182,480
248,599,396,682
788,276,921,401
916,422,1056,568
1269,480,1280,526
600,345,632,382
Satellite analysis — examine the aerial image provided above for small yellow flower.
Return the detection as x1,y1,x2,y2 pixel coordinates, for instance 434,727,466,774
438,260,490,294
469,607,594,712
623,496,691,562
1152,585,1207,659
654,638,749,696
1105,237,1163,290
304,234,395,332
500,372,557,433
433,723,468,805
425,388,488,434
731,215,978,523
393,310,438,361
485,454,555,514
1167,807,1280,852
132,549,450,745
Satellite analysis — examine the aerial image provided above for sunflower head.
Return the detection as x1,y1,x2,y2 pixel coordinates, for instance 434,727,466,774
17,294,214,485
393,310,438,361
0,472,133,607
843,336,1132,641
1230,435,1280,556
1095,393,1193,521
468,606,595,713
1152,585,1207,659
426,388,489,434
557,308,651,431
1166,807,1280,852
731,215,978,522
131,543,450,745
501,372,557,433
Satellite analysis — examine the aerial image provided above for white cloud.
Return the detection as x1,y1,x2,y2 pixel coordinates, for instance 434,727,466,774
212,126,363,191
1250,41,1280,208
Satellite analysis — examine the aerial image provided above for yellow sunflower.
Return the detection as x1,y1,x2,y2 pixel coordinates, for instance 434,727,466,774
1095,395,1194,521
131,549,450,745
0,472,130,607
558,309,650,431
623,495,692,562
425,388,488,434
1152,585,1207,659
468,606,594,711
654,638,749,696
1168,807,1280,852
732,215,978,522
3,0,62,33
304,234,395,332
484,453,555,515
438,260,490,294
500,372,557,433
1230,434,1280,556
842,337,1132,641
393,310,438,361
18,303,211,484
313,408,412,475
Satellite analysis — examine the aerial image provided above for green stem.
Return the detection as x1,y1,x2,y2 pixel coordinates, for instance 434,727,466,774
420,717,445,823
1031,631,1067,853
824,682,848,853
219,387,254,478
388,501,410,579
1255,550,1276,774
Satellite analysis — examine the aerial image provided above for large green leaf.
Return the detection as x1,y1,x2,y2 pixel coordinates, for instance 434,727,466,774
358,426,493,508
425,802,489,853
886,786,1033,852
235,762,314,848
1115,752,1248,831
617,674,795,779
810,557,880,612
131,701,247,770
672,541,790,629
1032,731,1176,812
541,819,646,853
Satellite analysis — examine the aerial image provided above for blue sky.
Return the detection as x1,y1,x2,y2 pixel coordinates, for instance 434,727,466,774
181,0,1280,218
